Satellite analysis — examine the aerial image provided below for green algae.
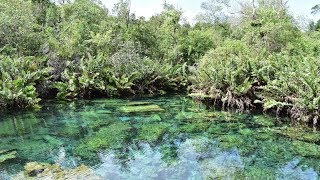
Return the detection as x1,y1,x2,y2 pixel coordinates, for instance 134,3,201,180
253,132,274,141
239,128,253,136
0,114,40,137
80,111,116,130
137,123,168,142
15,139,61,162
174,111,217,123
278,127,320,143
218,135,245,149
291,140,320,158
0,96,319,179
179,122,211,133
43,135,64,146
207,123,247,135
252,115,276,127
57,124,82,137
0,150,17,163
174,111,200,120
95,109,113,114
84,117,115,130
117,105,165,113
74,122,131,159
150,114,162,122
240,167,276,179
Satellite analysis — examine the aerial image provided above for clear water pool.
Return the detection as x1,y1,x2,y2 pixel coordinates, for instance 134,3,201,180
0,95,319,179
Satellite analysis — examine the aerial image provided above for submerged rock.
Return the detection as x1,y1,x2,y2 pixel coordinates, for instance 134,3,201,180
14,162,101,179
126,102,152,106
24,162,50,177
117,105,165,113
0,150,17,163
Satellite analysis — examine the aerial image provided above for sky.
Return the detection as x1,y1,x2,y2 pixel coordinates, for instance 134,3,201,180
100,0,320,23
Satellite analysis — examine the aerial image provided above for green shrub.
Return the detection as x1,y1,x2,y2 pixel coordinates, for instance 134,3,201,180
0,55,50,108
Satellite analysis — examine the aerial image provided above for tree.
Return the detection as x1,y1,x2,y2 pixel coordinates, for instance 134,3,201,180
196,0,230,24
309,20,320,31
0,0,43,55
257,0,289,9
311,4,320,15
113,0,131,27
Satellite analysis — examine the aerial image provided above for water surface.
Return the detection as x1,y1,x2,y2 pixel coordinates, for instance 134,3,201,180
0,96,319,179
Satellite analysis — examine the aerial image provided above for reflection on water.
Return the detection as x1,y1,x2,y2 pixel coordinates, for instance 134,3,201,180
277,159,318,180
96,138,244,179
0,95,319,179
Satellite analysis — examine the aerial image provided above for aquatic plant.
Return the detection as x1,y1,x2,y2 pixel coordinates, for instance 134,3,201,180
277,127,320,143
74,122,131,159
137,123,168,142
0,113,40,137
0,96,320,178
291,141,320,158
0,150,17,164
117,105,165,113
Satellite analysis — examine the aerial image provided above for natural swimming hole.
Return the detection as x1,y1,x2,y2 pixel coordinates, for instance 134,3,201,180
0,95,319,179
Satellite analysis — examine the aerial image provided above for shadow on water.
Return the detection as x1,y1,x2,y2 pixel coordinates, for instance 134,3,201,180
0,95,319,179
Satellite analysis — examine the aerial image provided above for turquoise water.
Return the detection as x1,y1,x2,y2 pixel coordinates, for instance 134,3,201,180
0,95,320,179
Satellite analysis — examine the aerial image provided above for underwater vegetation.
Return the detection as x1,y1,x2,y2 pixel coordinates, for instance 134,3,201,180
1,0,320,178
0,96,319,179
117,105,165,113
74,122,131,159
136,123,169,142
0,150,17,164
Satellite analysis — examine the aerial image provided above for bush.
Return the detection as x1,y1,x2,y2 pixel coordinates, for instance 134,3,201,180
0,56,50,108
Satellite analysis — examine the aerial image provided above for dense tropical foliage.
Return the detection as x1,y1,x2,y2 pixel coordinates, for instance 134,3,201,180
0,0,320,125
